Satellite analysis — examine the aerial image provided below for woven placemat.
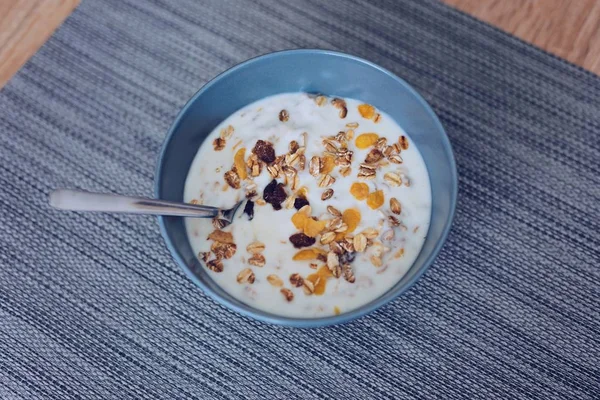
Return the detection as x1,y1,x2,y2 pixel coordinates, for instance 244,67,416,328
1,0,598,398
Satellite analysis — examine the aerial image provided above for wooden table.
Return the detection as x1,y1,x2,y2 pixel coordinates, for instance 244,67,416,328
0,0,599,88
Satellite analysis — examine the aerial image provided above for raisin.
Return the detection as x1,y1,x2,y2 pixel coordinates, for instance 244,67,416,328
340,251,356,264
243,200,254,220
294,197,309,210
253,140,275,163
289,233,316,248
263,179,287,210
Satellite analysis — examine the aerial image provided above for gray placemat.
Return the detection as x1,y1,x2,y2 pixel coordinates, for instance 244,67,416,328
1,0,599,398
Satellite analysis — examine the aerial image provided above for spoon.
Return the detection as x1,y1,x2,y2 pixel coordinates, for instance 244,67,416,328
49,189,246,227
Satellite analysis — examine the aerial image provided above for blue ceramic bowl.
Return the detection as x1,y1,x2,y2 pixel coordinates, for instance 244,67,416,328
155,49,457,327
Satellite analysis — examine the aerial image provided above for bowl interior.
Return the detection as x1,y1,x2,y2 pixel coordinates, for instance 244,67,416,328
155,50,457,327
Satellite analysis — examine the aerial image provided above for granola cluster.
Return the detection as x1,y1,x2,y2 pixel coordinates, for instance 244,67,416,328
199,96,414,308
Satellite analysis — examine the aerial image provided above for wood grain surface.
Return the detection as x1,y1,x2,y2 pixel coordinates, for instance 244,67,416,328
0,0,79,88
443,0,600,74
0,0,599,89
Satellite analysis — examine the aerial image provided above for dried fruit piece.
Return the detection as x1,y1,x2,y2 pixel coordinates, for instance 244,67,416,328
350,182,369,200
383,172,402,187
353,234,367,252
206,259,223,273
289,273,304,287
267,274,284,287
243,200,254,220
233,148,247,180
366,190,384,210
280,288,294,302
211,242,237,259
303,218,326,238
289,233,316,248
248,254,266,267
237,268,255,284
321,189,334,201
355,133,379,149
358,104,375,119
292,248,326,261
263,179,287,210
341,208,361,233
213,138,226,151
399,135,409,150
291,212,308,230
279,109,289,122
321,155,335,174
390,197,402,214
207,230,234,244
289,197,307,211
246,241,265,254
224,170,240,189
253,140,276,163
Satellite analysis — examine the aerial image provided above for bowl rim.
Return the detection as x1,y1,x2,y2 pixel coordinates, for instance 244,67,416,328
154,49,458,328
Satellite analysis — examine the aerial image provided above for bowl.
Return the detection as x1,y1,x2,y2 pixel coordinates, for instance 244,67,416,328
155,49,457,327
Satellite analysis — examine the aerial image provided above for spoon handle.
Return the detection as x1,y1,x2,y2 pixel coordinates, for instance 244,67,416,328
49,189,220,218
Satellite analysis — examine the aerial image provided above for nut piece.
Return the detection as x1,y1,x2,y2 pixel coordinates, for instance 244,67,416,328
388,215,401,227
318,174,336,187
267,274,284,287
246,241,265,254
309,156,321,177
315,95,327,106
382,229,395,241
365,149,384,164
383,172,402,187
321,188,334,201
289,273,304,287
327,205,342,217
342,264,356,283
213,138,226,151
280,288,294,302
331,98,348,119
220,125,234,140
370,255,383,267
211,242,237,259
279,109,290,122
399,135,409,150
390,198,402,215
224,169,241,189
207,229,234,244
320,231,336,245
361,228,379,240
199,252,211,263
206,259,224,273
303,279,315,295
237,268,255,284
353,234,367,252
248,254,266,267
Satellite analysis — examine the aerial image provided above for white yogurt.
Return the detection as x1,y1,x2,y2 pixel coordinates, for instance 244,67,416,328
184,93,431,318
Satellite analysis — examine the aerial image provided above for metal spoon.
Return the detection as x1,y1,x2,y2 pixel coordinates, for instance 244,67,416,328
49,189,245,227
